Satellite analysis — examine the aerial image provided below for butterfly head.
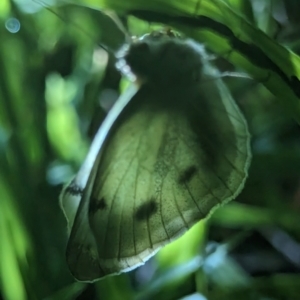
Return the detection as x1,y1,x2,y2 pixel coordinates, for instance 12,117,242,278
116,29,205,87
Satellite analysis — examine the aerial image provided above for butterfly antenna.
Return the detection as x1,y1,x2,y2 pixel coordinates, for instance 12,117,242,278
218,72,252,79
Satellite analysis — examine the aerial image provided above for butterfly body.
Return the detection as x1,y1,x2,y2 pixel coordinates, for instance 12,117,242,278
118,31,205,87
62,31,251,281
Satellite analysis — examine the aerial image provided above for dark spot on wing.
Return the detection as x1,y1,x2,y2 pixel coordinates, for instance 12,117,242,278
178,166,198,184
89,197,107,214
135,199,157,221
64,181,83,196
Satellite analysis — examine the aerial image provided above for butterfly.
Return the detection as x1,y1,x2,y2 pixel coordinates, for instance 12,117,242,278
60,27,251,282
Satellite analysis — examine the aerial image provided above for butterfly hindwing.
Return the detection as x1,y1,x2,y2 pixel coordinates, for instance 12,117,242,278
66,73,250,281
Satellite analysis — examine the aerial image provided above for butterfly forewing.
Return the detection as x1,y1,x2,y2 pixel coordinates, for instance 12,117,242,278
66,67,250,280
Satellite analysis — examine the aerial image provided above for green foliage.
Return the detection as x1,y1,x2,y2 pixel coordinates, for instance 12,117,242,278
1,0,300,299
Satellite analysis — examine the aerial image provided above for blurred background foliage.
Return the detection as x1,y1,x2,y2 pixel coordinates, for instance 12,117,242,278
1,0,300,299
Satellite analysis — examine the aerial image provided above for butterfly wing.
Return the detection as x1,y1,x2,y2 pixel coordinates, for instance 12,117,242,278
65,76,250,281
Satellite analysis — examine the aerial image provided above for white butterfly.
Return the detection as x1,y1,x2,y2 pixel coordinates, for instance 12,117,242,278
60,29,251,282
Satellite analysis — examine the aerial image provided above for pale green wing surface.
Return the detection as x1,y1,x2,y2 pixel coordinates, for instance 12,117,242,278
66,75,250,281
